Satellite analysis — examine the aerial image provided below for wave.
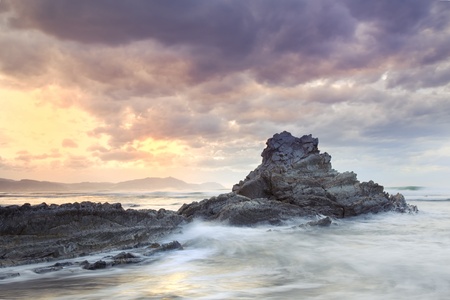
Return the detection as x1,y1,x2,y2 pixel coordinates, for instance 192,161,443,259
387,186,425,191
409,198,450,202
3,205,450,300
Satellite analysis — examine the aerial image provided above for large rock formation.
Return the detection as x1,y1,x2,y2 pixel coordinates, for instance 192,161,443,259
1,132,418,267
179,131,417,224
0,202,184,267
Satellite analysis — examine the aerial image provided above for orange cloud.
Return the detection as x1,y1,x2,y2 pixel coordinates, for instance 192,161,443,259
62,139,78,148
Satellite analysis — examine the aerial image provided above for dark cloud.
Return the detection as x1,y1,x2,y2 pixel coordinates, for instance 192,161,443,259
6,0,256,56
0,0,9,13
1,0,450,184
0,34,51,79
4,0,449,86
386,64,450,90
344,0,433,33
261,1,355,55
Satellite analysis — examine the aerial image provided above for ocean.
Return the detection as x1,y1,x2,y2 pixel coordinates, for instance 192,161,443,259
1,188,450,299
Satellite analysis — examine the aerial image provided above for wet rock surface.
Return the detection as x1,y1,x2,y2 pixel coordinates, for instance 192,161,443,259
305,216,333,227
179,131,417,224
81,260,108,270
178,193,314,226
0,202,185,267
143,240,184,256
1,241,186,278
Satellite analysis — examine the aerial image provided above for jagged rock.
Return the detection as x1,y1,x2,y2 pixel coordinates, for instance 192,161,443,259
113,252,138,260
159,241,183,251
82,260,108,270
179,131,417,224
34,264,63,274
233,131,417,217
178,192,315,226
112,252,142,265
0,201,185,267
34,262,73,274
1,132,419,267
143,240,183,256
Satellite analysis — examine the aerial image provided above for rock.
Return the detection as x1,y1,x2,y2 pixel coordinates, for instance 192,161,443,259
33,261,75,274
179,131,417,225
305,217,333,227
233,131,417,217
112,252,142,265
149,243,161,248
82,260,108,270
0,131,419,267
160,241,183,251
113,252,138,260
144,240,183,256
79,260,89,267
0,273,20,280
54,262,74,267
0,201,186,267
34,265,63,274
178,193,315,226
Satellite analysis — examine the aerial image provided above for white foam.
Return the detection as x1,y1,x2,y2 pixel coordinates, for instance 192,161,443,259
2,195,450,299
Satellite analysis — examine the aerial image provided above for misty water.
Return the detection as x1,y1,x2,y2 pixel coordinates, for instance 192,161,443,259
1,189,450,299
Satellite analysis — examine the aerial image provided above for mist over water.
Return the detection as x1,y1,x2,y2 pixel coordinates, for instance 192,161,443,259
0,190,223,210
1,190,450,299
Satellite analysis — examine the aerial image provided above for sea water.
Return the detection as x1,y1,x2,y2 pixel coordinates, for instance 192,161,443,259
0,190,225,211
1,188,450,300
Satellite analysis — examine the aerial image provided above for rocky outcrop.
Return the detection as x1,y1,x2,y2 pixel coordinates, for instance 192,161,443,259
178,192,319,226
1,132,418,267
0,202,185,267
18,241,185,275
179,131,417,224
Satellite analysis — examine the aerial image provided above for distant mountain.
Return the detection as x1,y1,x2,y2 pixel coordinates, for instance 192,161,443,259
112,177,227,191
0,179,67,192
0,177,226,192
113,177,190,190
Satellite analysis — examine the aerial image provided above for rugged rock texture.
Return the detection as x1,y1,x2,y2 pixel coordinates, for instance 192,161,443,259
0,202,185,267
178,193,317,226
1,132,418,267
179,131,417,224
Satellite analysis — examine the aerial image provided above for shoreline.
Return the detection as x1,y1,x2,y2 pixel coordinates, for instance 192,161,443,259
0,201,185,268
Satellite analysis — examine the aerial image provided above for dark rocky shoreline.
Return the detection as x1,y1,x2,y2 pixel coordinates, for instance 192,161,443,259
0,132,417,269
0,202,184,267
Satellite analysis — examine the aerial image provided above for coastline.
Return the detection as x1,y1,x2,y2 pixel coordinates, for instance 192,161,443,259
0,202,185,268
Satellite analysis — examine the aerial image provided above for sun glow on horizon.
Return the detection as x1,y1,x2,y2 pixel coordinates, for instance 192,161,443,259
1,1,449,187
0,87,227,183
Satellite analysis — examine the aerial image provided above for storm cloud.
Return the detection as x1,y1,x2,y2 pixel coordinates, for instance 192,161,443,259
5,0,449,82
0,0,449,186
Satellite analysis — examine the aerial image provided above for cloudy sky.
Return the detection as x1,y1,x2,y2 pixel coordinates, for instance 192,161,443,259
0,0,449,188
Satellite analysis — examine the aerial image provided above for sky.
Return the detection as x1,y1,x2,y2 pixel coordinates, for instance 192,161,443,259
0,0,449,188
